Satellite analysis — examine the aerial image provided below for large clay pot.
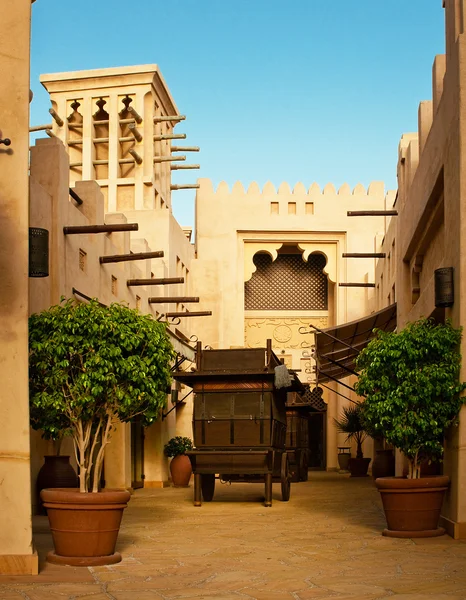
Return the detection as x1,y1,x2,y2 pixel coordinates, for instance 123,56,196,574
36,456,79,514
41,488,131,566
372,449,395,479
170,454,192,487
348,457,371,477
375,475,449,538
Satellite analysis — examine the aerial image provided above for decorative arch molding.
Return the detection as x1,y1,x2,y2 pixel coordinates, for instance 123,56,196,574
297,243,337,283
244,242,283,282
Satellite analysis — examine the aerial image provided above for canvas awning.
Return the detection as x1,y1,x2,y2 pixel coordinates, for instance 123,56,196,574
167,328,196,363
313,303,397,383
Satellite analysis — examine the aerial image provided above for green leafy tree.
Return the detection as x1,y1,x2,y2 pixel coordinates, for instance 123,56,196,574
355,318,466,479
29,298,175,492
334,404,368,459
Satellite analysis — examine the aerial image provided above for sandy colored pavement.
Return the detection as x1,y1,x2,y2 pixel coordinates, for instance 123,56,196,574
1,472,466,599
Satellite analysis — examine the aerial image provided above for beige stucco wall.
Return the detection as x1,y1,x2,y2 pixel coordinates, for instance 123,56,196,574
0,0,38,575
374,0,466,538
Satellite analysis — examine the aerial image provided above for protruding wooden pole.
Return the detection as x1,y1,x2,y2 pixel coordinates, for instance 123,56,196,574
29,124,53,132
129,123,142,142
45,129,56,138
127,277,184,286
171,184,200,190
100,250,164,264
153,115,186,122
154,155,186,163
170,164,200,170
49,108,64,127
69,188,83,205
338,282,376,287
128,148,143,164
64,223,138,235
149,297,200,303
342,253,386,258
128,106,143,124
347,210,398,217
153,134,186,141
171,146,200,152
166,311,212,317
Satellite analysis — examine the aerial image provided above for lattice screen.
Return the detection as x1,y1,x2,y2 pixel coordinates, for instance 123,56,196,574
245,253,328,310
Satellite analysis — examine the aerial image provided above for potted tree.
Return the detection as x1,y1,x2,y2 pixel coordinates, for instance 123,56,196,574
164,436,193,487
355,318,466,538
334,404,371,477
29,298,175,565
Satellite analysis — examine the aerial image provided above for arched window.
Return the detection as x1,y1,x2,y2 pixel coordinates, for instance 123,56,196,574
245,253,328,310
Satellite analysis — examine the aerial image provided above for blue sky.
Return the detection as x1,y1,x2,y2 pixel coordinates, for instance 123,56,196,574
30,1,445,226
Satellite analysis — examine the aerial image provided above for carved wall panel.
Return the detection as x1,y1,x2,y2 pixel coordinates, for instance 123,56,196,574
244,316,328,349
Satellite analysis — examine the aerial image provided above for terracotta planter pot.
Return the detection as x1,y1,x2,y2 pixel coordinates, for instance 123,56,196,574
372,449,395,480
40,488,131,566
36,456,79,514
170,454,192,487
348,457,371,477
375,475,450,538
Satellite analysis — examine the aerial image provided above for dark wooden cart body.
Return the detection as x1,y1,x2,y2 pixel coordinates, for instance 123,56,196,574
285,407,309,482
173,340,302,506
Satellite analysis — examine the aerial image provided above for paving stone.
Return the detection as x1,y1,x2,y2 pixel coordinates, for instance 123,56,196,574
2,473,466,598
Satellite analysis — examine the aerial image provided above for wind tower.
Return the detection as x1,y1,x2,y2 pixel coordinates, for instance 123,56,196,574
40,65,199,216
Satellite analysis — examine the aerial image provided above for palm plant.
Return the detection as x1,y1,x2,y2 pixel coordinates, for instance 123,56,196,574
334,403,367,459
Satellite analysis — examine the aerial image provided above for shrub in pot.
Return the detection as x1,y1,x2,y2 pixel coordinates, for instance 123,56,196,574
355,318,466,537
29,298,175,565
164,436,193,487
334,404,371,477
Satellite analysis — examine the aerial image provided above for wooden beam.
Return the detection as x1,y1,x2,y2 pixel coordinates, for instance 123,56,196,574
49,108,64,127
127,277,184,286
171,184,200,190
153,134,186,141
69,188,83,205
127,106,143,124
165,311,212,317
64,223,138,235
154,155,186,163
29,124,53,132
149,297,199,303
342,253,386,258
347,210,398,217
153,115,186,122
128,148,143,164
100,250,164,264
338,282,376,288
129,123,142,142
171,146,200,152
170,164,200,170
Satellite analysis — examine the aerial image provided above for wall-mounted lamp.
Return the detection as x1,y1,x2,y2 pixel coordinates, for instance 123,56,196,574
435,267,454,308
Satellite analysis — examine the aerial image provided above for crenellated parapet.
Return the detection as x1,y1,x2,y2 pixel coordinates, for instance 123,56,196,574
199,179,385,197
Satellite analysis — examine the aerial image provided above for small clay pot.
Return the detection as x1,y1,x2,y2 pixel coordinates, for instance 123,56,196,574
170,454,192,487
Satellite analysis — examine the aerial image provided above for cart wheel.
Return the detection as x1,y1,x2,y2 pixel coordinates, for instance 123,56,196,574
281,453,291,502
201,474,215,502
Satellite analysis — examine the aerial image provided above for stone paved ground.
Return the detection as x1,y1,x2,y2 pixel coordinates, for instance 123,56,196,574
2,472,466,599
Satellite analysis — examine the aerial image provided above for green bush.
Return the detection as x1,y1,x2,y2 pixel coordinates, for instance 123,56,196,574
29,298,175,492
355,318,466,478
164,436,193,458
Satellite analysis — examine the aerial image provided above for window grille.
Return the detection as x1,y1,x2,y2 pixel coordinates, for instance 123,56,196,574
245,253,328,310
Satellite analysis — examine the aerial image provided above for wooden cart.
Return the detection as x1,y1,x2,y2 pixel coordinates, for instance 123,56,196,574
285,407,309,482
173,340,302,507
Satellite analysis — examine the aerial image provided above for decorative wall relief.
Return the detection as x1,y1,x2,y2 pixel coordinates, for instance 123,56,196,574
244,316,328,349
